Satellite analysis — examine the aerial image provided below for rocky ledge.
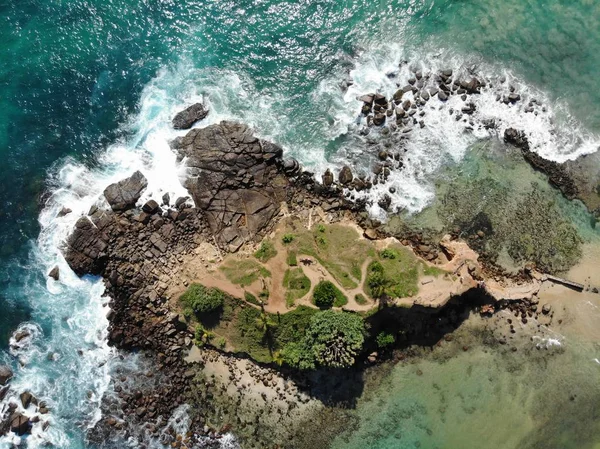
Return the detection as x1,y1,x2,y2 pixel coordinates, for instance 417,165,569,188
61,120,359,443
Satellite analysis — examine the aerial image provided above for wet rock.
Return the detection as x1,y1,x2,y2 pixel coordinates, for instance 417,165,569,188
161,193,170,207
0,365,13,385
373,94,387,105
321,169,334,187
64,216,110,276
48,266,60,281
358,94,374,105
103,171,148,212
438,91,448,102
338,166,353,185
57,207,72,217
142,200,159,214
9,413,31,436
172,103,209,130
377,194,392,211
283,158,301,176
373,113,386,126
20,391,33,408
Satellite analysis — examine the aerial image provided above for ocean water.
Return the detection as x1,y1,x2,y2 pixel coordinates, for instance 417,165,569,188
1,0,600,448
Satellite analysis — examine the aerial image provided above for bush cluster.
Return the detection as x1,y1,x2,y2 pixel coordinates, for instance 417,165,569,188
181,284,225,315
313,280,346,309
281,310,365,370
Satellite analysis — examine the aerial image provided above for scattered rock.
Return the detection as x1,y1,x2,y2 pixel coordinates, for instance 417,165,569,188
363,228,378,240
322,169,334,187
542,304,552,315
338,166,353,185
0,365,13,385
103,171,148,212
48,266,60,281
142,200,159,214
172,103,209,130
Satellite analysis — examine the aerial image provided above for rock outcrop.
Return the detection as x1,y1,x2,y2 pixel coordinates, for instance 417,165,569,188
103,171,148,212
172,121,289,251
0,366,12,385
504,128,579,199
172,103,209,130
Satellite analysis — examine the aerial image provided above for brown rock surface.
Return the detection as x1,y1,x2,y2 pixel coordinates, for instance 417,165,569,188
172,121,289,251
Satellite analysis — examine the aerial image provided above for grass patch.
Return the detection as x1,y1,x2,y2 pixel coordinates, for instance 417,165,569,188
244,291,262,306
283,268,311,307
286,250,298,267
286,224,373,289
354,293,369,305
254,240,277,263
421,263,446,277
365,246,420,299
220,258,271,287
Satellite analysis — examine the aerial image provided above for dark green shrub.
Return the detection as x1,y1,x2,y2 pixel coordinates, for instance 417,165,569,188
282,310,365,369
181,284,225,315
282,234,295,244
313,281,343,309
380,248,398,259
376,331,396,348
254,241,277,262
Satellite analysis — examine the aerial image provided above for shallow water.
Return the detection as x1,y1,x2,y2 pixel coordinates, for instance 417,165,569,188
330,312,600,449
1,0,600,448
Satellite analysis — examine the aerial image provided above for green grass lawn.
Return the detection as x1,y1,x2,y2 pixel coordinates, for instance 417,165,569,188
365,246,421,299
283,268,311,307
285,224,374,289
220,258,271,287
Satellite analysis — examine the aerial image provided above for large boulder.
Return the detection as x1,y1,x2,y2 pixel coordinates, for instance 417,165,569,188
64,217,110,276
172,103,209,130
172,121,288,252
0,365,13,385
103,171,148,212
9,413,31,436
338,166,353,185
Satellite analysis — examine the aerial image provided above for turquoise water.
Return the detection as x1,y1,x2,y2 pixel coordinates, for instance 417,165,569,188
1,0,600,447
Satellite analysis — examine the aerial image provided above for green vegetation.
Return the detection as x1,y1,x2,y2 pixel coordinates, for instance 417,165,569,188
286,250,298,266
217,336,227,349
376,331,396,348
283,268,311,307
244,291,262,306
282,234,295,244
285,224,373,289
354,293,369,305
181,284,225,316
380,248,398,259
312,280,347,309
421,263,447,277
281,310,365,370
254,240,277,263
365,246,420,299
220,258,271,287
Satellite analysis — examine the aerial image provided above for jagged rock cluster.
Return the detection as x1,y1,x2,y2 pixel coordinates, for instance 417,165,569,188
172,122,291,252
60,119,358,444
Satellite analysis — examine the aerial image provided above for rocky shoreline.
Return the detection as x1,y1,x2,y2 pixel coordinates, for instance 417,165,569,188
1,84,596,446
50,111,552,447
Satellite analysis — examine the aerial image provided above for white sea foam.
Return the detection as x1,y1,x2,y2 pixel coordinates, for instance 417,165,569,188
313,44,600,218
2,38,598,448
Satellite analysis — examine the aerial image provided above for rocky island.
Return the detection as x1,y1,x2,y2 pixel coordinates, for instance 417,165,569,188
46,86,593,447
